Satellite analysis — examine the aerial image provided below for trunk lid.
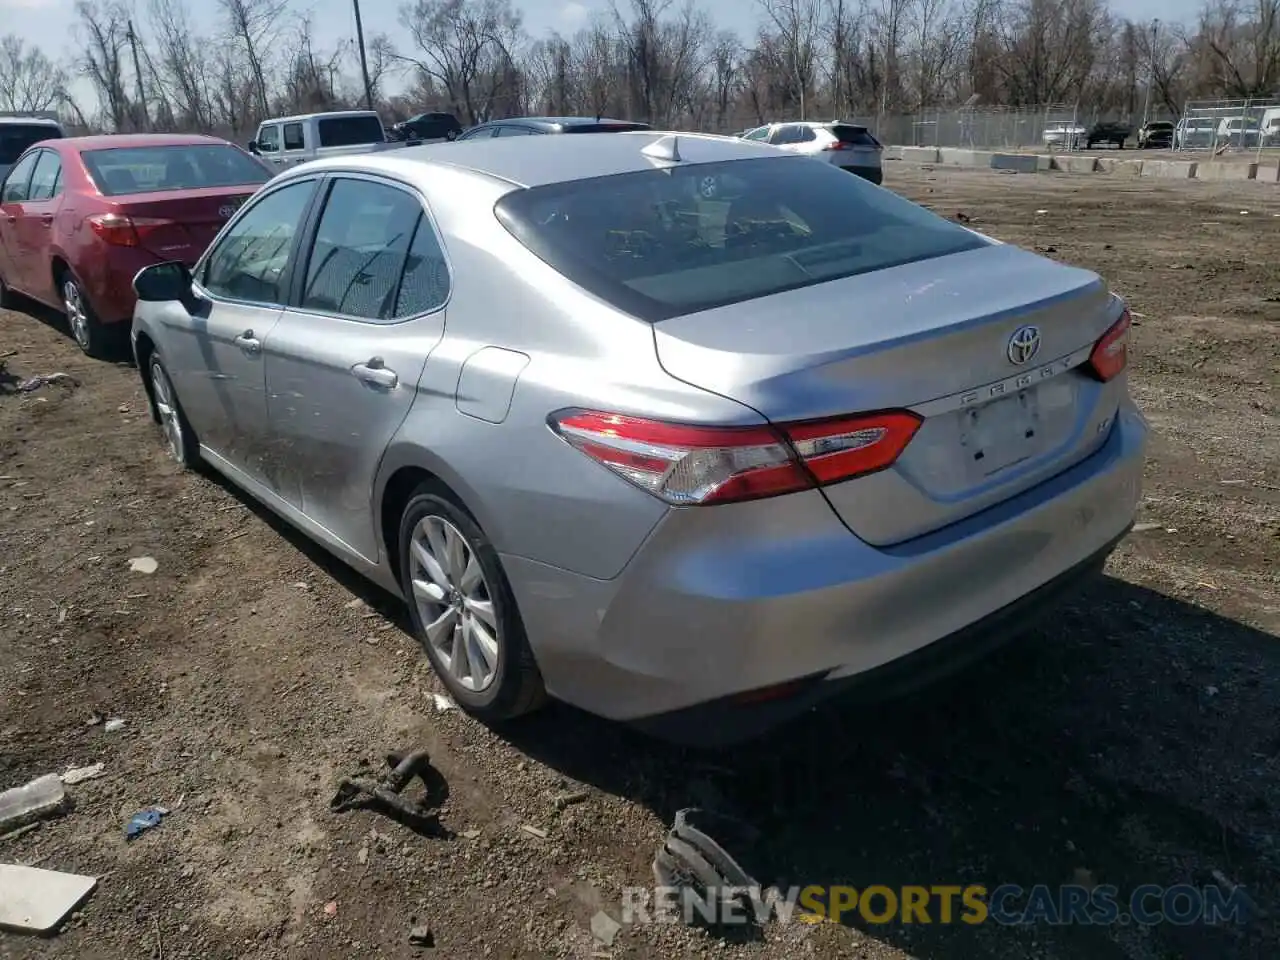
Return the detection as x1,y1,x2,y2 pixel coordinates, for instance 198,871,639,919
113,186,255,263
653,243,1124,545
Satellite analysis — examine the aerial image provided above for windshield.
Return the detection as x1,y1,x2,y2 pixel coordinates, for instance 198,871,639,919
0,124,60,164
495,156,988,322
316,115,385,147
83,144,271,195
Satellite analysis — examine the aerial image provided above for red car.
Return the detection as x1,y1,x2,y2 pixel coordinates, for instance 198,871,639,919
0,133,273,357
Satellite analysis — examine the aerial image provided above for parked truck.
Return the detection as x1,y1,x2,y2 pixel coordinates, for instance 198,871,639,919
247,110,417,169
0,113,63,183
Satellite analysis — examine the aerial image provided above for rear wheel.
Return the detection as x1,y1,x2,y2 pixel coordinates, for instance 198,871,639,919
148,351,200,467
0,266,12,309
60,270,116,359
398,489,546,722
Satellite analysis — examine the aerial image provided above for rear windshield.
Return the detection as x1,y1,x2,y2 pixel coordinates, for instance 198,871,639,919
83,144,271,196
563,123,651,134
495,156,987,321
0,124,60,164
829,124,878,146
317,115,385,147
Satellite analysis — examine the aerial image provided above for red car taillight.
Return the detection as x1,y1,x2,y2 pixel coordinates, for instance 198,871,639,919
1086,308,1131,381
822,141,849,151
549,409,921,505
88,212,174,247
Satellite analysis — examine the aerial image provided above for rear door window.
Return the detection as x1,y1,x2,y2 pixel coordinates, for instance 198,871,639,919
496,126,535,137
495,155,988,322
299,177,423,321
27,150,62,201
1,151,39,203
316,115,384,147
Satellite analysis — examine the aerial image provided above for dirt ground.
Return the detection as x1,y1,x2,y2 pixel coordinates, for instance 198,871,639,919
1,165,1277,960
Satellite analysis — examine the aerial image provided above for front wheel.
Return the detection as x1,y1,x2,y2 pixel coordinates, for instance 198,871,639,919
398,489,546,722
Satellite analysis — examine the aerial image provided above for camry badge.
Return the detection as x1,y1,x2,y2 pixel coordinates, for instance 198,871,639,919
1007,325,1041,365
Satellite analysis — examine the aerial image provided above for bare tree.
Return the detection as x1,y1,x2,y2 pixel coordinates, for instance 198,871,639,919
398,0,524,123
756,0,822,117
1198,0,1280,96
76,0,132,130
219,0,290,120
147,0,213,130
0,35,67,113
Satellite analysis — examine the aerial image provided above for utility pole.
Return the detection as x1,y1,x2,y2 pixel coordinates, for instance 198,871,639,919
352,0,375,112
126,19,148,131
1141,18,1159,127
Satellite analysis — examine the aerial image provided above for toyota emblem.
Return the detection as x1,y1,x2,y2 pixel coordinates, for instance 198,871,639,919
698,176,718,198
218,203,238,219
1006,325,1041,365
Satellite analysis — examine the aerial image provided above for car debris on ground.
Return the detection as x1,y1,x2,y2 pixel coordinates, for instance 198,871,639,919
652,808,765,927
0,864,97,934
60,763,106,785
124,808,166,840
330,749,444,834
0,774,67,834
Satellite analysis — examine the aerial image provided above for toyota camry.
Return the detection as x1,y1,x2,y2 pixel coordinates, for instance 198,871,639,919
130,131,1146,745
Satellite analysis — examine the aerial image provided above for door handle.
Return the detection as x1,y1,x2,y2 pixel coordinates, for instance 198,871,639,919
40,213,53,225
233,330,261,353
351,357,398,389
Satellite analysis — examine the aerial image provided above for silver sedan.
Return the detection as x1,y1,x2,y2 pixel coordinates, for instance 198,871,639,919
131,131,1146,745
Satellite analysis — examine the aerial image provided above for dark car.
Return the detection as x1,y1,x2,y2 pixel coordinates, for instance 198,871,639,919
390,112,463,143
1086,121,1131,149
0,133,272,357
1137,121,1174,149
454,117,652,140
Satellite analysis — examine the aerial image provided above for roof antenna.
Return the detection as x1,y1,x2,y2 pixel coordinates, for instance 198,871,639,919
641,134,683,163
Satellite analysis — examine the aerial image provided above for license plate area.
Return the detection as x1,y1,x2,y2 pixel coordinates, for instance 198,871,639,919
959,388,1043,476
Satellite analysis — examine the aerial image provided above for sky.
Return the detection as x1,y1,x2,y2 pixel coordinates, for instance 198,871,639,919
1,0,1200,109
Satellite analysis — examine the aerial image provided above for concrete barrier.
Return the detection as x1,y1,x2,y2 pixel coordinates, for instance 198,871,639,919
938,148,995,166
1050,155,1100,174
881,145,904,161
898,146,940,164
1195,161,1258,181
990,153,1041,173
1141,160,1198,179
1097,158,1144,177
1257,164,1280,183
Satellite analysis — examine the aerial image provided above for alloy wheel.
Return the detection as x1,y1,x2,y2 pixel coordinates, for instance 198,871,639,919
409,515,500,692
63,279,89,350
150,361,184,463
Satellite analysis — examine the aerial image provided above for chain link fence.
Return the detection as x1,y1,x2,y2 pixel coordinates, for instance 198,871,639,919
1178,97,1280,161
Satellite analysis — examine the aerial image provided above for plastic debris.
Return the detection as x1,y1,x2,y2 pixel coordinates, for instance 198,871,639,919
128,556,158,574
125,808,165,840
431,693,455,712
323,901,338,918
408,924,434,946
520,824,548,839
591,910,621,946
104,718,126,733
0,774,67,834
653,808,764,927
16,372,78,393
330,749,443,834
60,763,105,785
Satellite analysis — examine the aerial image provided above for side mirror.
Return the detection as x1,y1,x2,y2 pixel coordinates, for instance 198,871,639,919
134,261,193,304
247,140,261,155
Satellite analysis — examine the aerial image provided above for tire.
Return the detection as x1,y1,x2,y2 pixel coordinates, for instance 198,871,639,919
398,488,546,722
148,351,200,467
59,268,116,359
0,265,12,310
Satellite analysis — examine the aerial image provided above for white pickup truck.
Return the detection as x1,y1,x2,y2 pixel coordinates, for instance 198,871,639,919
248,110,418,169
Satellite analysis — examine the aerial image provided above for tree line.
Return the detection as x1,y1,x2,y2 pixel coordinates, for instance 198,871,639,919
0,0,1277,140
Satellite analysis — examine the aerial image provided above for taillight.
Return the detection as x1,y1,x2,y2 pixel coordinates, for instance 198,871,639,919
549,408,921,505
88,212,174,247
1087,308,1131,381
822,141,849,151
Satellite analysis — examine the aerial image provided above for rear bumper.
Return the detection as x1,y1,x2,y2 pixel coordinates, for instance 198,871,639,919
82,247,166,326
504,402,1146,739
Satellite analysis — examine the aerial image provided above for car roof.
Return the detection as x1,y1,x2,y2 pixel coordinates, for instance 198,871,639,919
263,111,380,125
482,116,645,131
0,116,61,127
51,133,230,150
294,130,788,190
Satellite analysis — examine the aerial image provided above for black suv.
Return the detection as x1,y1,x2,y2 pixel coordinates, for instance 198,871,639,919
390,112,463,142
454,117,651,140
1086,121,1131,149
